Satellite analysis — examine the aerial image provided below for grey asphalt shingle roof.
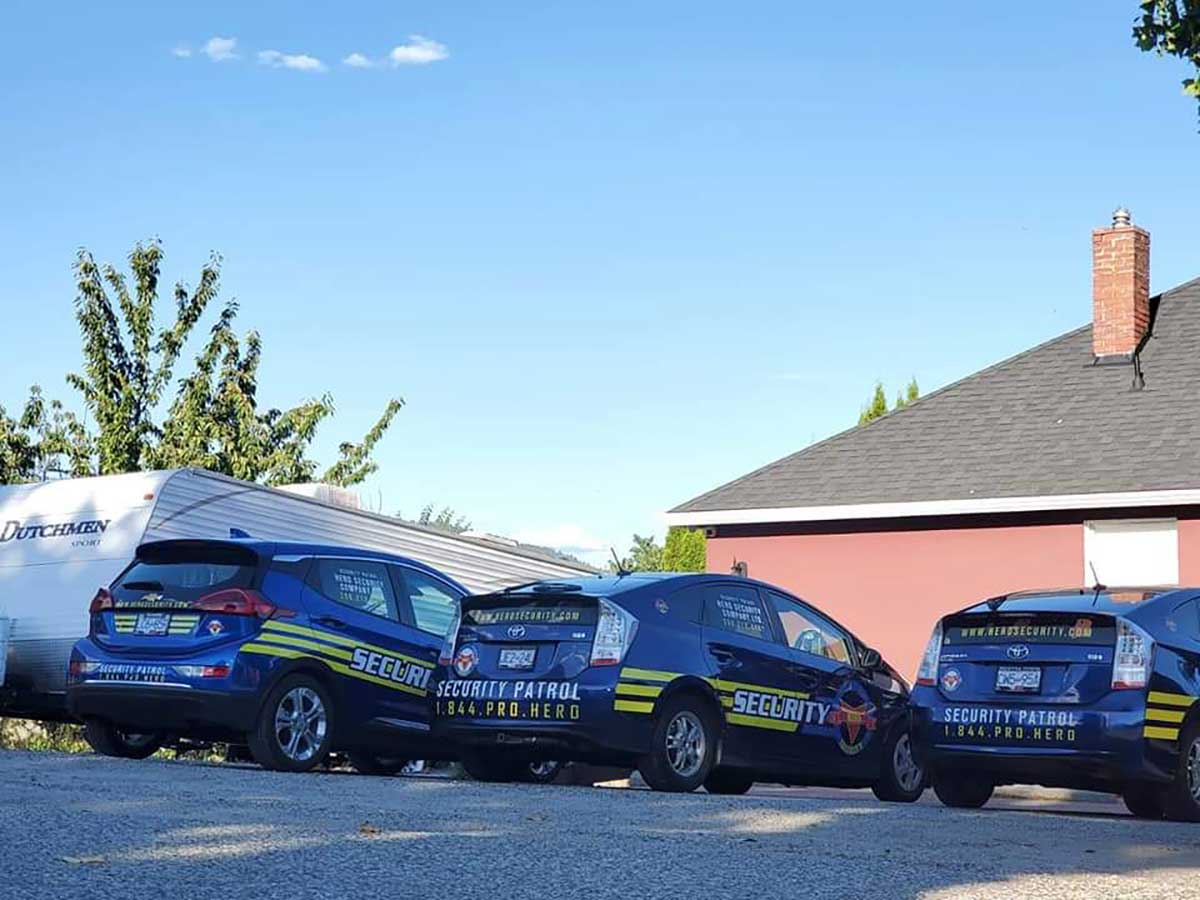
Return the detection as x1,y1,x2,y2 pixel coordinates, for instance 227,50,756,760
673,277,1200,514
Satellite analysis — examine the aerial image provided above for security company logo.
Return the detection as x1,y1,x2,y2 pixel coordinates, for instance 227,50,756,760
207,619,225,636
940,668,962,693
454,644,479,677
827,686,878,756
1006,644,1030,661
507,624,527,639
349,647,432,691
654,598,670,616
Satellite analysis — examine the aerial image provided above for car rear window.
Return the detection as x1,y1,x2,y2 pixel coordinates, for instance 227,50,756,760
943,613,1116,646
112,560,255,605
463,595,598,626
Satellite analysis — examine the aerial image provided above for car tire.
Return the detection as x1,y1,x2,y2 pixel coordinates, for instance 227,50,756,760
461,753,529,783
1163,720,1200,823
521,760,566,784
1123,783,1166,819
248,674,334,773
704,768,754,795
932,772,993,809
82,719,164,760
872,729,926,803
348,751,409,776
638,693,719,793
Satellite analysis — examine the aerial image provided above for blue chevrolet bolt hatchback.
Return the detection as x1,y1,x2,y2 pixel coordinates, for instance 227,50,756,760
66,538,465,773
911,587,1200,821
435,573,925,797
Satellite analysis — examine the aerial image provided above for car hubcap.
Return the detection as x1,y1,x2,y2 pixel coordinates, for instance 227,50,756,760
529,761,560,779
1187,738,1200,803
665,711,706,778
893,733,923,793
274,687,327,762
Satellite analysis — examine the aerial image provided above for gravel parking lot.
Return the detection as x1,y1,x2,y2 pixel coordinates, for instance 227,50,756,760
3,750,1199,900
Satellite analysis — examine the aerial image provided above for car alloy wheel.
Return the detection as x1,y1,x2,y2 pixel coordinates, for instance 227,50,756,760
664,710,706,778
274,685,328,763
892,733,923,794
1188,737,1200,804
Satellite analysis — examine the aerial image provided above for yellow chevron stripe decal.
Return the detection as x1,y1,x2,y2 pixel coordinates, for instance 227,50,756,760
619,667,681,683
727,712,799,733
261,621,432,670
1144,725,1181,741
615,682,663,698
712,678,810,701
239,643,427,697
1146,707,1187,724
613,699,655,714
1147,691,1195,708
254,631,353,661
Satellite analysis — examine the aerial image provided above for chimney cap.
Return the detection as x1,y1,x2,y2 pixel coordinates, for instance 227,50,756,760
1112,206,1132,227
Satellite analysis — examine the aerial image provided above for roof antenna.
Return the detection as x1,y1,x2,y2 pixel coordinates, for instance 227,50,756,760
1089,561,1106,606
610,548,631,577
730,558,748,577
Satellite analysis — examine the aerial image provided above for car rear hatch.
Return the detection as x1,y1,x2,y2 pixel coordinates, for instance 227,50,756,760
937,610,1118,704
456,586,604,681
91,540,271,658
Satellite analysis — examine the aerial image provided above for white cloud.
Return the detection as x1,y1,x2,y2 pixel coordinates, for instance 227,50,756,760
511,524,610,556
342,52,374,69
171,45,193,59
202,36,238,62
258,50,327,73
389,35,448,66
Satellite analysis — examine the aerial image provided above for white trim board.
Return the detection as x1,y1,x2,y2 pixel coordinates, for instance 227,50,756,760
665,488,1200,528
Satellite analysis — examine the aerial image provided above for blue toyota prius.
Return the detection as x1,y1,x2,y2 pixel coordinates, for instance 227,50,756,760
66,538,465,773
911,586,1200,820
435,573,924,797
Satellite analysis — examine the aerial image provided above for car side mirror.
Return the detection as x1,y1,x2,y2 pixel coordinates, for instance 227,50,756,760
858,647,881,670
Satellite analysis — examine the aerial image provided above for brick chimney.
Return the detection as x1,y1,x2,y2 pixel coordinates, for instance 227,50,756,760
1092,207,1150,358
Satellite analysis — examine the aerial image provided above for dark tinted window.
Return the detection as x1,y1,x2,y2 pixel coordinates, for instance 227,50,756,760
702,584,773,641
311,559,398,621
397,567,462,636
766,590,853,663
112,560,254,606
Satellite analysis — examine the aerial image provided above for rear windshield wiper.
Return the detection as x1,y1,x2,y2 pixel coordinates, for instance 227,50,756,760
121,580,164,592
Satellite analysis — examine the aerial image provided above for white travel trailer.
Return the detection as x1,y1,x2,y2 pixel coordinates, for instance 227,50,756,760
0,468,594,720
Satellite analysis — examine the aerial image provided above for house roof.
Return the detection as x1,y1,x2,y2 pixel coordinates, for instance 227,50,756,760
670,277,1200,522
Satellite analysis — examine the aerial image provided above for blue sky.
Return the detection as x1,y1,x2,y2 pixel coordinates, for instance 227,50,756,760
2,2,1198,564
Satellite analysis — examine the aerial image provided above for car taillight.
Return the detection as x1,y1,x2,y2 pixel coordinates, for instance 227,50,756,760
591,598,638,667
194,588,290,619
1112,617,1154,690
916,621,944,686
89,587,114,614
438,602,462,666
175,664,232,678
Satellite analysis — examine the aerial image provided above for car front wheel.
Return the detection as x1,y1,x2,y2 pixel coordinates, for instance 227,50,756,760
83,719,165,759
248,674,334,773
932,772,993,809
872,729,925,803
639,694,719,793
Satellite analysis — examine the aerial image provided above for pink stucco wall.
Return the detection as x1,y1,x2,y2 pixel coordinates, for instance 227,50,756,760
708,522,1085,680
1180,519,1200,585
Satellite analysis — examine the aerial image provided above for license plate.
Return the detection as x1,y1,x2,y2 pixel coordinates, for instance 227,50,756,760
498,648,536,670
134,613,171,636
995,666,1041,693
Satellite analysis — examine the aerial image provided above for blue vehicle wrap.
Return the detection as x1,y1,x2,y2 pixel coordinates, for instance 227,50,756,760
436,574,917,791
66,538,465,764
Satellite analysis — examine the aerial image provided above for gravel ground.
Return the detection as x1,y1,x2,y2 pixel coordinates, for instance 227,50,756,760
2,750,1199,900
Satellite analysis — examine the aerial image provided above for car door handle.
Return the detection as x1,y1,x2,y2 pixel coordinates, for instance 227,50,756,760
709,647,736,662
314,616,346,629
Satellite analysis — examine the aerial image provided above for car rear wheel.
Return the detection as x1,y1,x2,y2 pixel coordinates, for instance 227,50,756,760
248,675,334,773
1123,783,1166,819
704,768,754,795
639,694,719,793
82,719,165,759
872,730,926,803
522,760,565,784
461,753,529,783
348,751,410,776
932,772,993,809
1163,721,1200,823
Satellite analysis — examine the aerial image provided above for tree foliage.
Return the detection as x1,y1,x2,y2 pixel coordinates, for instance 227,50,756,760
858,377,919,425
409,504,472,534
0,387,92,484
1134,1,1200,114
662,527,707,572
610,533,664,573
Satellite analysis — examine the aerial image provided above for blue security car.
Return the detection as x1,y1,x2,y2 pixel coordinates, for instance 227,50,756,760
434,573,924,797
66,538,465,773
911,587,1200,820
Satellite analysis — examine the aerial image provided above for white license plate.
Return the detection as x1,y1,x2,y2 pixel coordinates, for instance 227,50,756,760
134,613,171,636
995,666,1041,693
498,648,536,669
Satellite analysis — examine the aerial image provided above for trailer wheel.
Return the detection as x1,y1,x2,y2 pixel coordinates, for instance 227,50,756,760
83,719,164,759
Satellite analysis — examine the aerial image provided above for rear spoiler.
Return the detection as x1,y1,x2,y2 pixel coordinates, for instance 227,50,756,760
135,539,265,567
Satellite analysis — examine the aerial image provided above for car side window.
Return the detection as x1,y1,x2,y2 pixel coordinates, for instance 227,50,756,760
766,590,853,664
311,559,398,621
702,584,774,642
398,566,462,637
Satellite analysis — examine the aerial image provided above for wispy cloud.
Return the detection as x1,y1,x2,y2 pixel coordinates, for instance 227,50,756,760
202,36,238,62
388,35,448,66
257,50,327,73
511,524,610,556
171,45,193,59
342,52,374,69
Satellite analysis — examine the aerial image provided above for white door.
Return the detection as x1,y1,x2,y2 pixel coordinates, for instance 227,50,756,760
1083,519,1179,587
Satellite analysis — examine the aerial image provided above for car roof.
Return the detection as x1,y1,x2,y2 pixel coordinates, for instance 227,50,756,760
954,587,1197,617
490,572,756,599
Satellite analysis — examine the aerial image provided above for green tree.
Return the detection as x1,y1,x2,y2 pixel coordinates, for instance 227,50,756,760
409,504,472,534
65,240,400,487
610,533,663,573
0,387,92,484
662,527,707,572
894,377,920,411
1134,1,1200,116
858,382,889,425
